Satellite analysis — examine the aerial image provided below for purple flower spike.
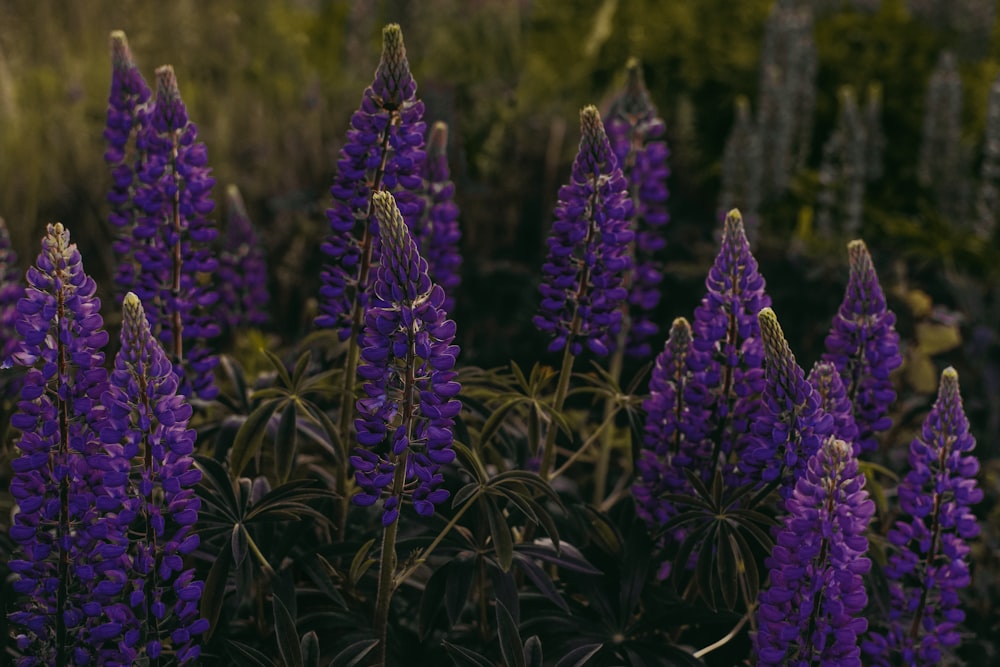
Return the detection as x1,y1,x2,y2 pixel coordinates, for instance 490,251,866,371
105,30,152,301
318,23,427,340
633,317,712,533
754,437,874,667
101,292,206,663
808,360,860,455
822,239,901,456
418,121,462,313
1,217,23,364
217,185,270,329
352,191,460,525
744,307,833,499
534,105,633,357
864,368,982,666
690,209,770,480
133,65,219,400
7,223,127,664
605,59,670,359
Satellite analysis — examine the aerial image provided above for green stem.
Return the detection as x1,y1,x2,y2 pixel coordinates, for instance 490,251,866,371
592,325,626,504
393,489,481,589
538,342,576,481
553,404,622,480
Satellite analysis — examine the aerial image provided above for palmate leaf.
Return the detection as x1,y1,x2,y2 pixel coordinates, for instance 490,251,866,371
273,595,304,667
443,641,495,667
328,639,379,667
496,599,526,667
552,644,603,667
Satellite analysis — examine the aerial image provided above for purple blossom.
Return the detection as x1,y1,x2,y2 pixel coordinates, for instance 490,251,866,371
689,209,770,480
217,184,270,329
533,105,633,356
744,307,833,498
633,317,712,532
604,59,670,358
100,292,207,663
822,239,901,456
105,30,152,301
808,360,860,455
417,121,462,313
6,223,129,664
864,368,982,665
1,216,22,364
755,437,874,666
132,65,219,400
351,192,460,525
318,23,427,340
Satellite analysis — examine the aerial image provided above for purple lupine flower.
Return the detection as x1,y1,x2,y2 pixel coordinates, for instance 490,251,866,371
351,191,460,525
864,368,982,666
1,216,23,364
133,65,219,400
6,223,130,664
744,307,833,498
104,30,152,300
754,437,874,666
689,209,770,480
604,59,670,359
418,121,462,313
633,317,712,531
318,23,427,340
534,105,633,356
808,360,860,455
100,292,207,663
217,184,270,330
822,239,901,456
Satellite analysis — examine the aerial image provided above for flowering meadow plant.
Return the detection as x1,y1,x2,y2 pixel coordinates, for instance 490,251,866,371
0,13,994,667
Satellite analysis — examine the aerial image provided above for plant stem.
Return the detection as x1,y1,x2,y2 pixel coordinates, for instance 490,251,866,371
394,489,481,589
552,404,622,480
538,342,575,481
592,326,626,504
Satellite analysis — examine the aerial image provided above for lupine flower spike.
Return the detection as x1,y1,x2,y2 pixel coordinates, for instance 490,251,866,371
105,30,152,300
7,223,126,664
318,23,427,340
864,368,982,665
689,209,770,481
352,191,460,525
534,105,633,356
808,360,860,455
419,121,462,312
633,317,712,533
101,292,207,663
745,307,833,500
755,437,875,667
218,184,270,330
822,239,901,456
604,59,670,358
1,217,23,365
133,65,219,400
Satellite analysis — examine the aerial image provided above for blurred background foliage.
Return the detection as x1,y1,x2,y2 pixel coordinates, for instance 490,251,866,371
0,0,999,448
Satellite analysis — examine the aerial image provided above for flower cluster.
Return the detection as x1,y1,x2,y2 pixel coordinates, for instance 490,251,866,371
7,223,124,664
100,292,207,663
418,121,462,313
217,184,270,330
822,239,901,456
104,30,152,300
633,317,712,531
808,360,859,455
604,59,670,359
690,209,770,480
864,368,982,665
319,23,427,340
745,307,833,499
755,437,874,666
1,216,22,364
352,192,460,525
534,105,633,356
132,65,219,400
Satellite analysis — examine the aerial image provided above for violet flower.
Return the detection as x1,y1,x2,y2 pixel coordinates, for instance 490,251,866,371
318,23,427,340
100,292,207,663
217,184,270,330
7,223,128,664
1,216,22,364
604,59,670,358
633,317,712,532
418,121,462,313
744,307,833,498
808,360,860,455
689,209,770,480
534,105,633,356
822,239,901,456
351,191,460,525
755,437,874,667
133,65,219,400
104,30,151,300
864,368,982,665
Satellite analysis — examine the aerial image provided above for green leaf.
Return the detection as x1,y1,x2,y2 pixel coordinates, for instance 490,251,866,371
451,440,489,485
442,641,495,667
453,482,482,509
292,349,312,388
230,398,281,479
485,496,514,572
263,348,294,388
553,643,603,667
478,397,526,449
273,595,303,667
445,557,475,626
349,538,377,586
512,553,568,611
201,544,232,641
232,523,248,567
299,552,348,610
275,402,298,485
524,636,543,667
496,599,526,667
226,639,275,667
328,639,379,667
418,562,450,639
301,631,320,667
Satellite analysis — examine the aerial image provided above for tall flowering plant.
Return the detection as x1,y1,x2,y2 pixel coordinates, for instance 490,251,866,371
418,121,462,313
217,184,270,330
1,217,22,364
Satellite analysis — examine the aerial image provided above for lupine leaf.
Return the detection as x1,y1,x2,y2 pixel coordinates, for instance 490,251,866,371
275,401,298,485
263,348,294,388
496,599,526,667
226,639,276,667
445,556,475,626
515,543,601,575
512,553,569,611
202,543,233,640
291,349,312,387
328,639,379,667
442,641,495,667
485,496,514,571
418,561,450,638
273,595,304,667
301,631,320,667
524,636,543,667
230,398,282,479
349,539,377,586
553,643,603,667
